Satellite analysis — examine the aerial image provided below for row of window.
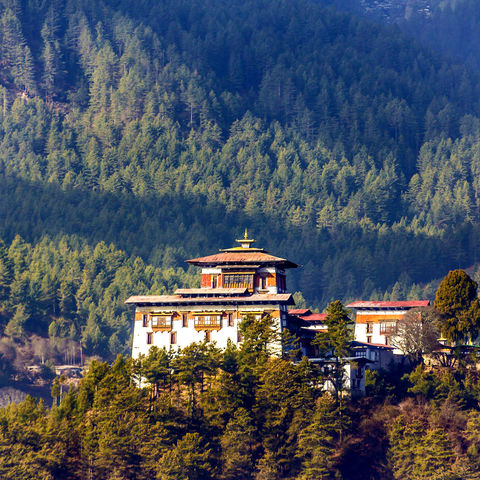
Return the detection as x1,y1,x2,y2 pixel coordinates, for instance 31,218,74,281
365,321,398,334
205,273,287,290
355,350,380,361
142,313,236,328
223,274,254,287
146,330,243,345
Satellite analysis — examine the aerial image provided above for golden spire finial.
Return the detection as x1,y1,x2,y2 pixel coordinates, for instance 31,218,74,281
234,229,255,249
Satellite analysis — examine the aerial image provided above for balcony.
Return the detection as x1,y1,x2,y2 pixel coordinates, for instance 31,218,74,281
151,316,172,331
194,315,222,331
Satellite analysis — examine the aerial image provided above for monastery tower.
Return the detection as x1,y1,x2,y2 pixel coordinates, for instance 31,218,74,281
126,232,300,358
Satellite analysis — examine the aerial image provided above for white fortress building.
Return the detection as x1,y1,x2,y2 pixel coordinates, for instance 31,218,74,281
126,232,301,358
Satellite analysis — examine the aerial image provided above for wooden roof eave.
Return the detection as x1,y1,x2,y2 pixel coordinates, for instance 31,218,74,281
125,294,294,306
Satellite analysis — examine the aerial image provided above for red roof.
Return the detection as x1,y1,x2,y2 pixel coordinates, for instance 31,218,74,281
289,310,327,322
300,313,328,322
346,300,430,309
187,251,298,268
289,309,311,315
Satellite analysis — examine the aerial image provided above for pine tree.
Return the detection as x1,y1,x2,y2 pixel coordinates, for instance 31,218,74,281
434,270,480,344
296,395,343,480
314,301,354,400
220,407,258,480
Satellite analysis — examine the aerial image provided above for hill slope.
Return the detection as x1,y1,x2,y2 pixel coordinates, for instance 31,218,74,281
0,0,480,356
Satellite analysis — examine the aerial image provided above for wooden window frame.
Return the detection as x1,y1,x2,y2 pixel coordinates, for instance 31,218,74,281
150,315,172,331
182,313,188,327
147,332,153,345
170,332,177,345
194,314,221,331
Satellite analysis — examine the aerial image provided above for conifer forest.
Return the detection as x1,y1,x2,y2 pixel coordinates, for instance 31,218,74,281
2,0,480,478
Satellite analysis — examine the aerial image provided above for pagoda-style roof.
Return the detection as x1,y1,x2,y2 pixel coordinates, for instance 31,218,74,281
187,251,298,268
186,230,298,268
346,300,430,309
125,293,295,306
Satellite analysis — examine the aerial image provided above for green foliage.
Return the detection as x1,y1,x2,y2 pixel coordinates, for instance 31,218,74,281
220,408,258,480
2,347,480,479
0,0,479,320
314,301,354,399
0,234,197,360
388,413,456,480
434,270,480,343
296,395,345,480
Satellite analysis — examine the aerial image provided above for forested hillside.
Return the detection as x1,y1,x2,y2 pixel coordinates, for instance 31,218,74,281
1,0,480,357
2,330,480,480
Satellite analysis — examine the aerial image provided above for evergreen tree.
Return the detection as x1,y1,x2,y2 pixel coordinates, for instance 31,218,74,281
314,301,354,400
434,270,480,344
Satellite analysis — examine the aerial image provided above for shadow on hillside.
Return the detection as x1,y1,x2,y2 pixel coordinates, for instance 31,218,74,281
0,173,472,303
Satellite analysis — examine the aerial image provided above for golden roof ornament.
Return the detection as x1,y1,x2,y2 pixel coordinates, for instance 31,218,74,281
236,229,256,249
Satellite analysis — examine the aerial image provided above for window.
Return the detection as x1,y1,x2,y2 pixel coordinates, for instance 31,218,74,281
170,332,177,345
211,275,218,288
142,314,148,327
147,332,153,345
228,313,234,327
194,315,221,330
151,315,172,329
366,322,373,334
260,275,267,290
182,313,188,327
205,331,211,342
380,321,397,335
367,336,372,344
223,274,253,288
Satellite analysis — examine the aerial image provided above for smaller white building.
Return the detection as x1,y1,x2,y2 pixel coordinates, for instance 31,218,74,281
347,300,430,355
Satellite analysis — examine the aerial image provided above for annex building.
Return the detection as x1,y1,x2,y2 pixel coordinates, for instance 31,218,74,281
347,300,431,354
126,232,307,358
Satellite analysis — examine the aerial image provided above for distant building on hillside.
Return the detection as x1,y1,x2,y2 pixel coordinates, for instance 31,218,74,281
347,300,431,354
126,231,314,357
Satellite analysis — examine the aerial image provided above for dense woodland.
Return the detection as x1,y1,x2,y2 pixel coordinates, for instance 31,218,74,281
0,0,478,335
3,0,480,477
2,308,480,480
2,0,480,356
